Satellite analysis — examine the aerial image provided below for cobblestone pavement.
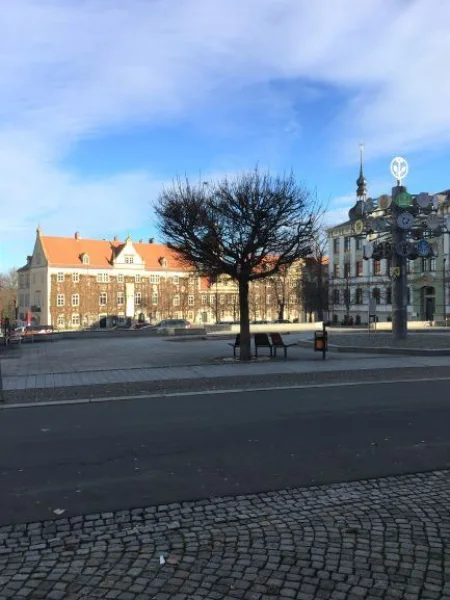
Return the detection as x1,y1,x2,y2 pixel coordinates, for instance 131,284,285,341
1,470,450,600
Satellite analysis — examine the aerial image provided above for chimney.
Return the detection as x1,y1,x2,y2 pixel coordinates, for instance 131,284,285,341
26,255,32,265
139,239,143,243
75,232,80,240
113,235,118,242
149,238,154,244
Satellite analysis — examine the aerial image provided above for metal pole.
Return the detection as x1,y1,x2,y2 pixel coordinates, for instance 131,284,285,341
392,185,408,340
444,256,447,326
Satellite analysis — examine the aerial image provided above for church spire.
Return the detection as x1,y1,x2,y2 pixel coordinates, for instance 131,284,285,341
356,143,367,200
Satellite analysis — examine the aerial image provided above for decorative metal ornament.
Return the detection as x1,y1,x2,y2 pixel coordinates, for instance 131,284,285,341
397,212,414,230
396,241,410,257
427,214,441,230
390,156,408,183
391,266,401,280
378,194,392,210
416,239,431,257
394,191,413,208
354,220,364,235
431,195,439,210
365,198,374,213
416,192,431,209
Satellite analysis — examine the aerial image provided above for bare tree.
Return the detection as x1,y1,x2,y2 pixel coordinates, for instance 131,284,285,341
156,168,317,360
0,268,18,322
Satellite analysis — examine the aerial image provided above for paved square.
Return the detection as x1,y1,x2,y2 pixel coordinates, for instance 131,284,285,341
1,470,450,599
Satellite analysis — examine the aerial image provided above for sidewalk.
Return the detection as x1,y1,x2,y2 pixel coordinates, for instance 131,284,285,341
3,350,450,391
1,469,449,600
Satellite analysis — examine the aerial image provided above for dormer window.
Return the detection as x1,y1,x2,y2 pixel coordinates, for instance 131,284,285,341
81,253,89,265
125,255,134,264
159,257,168,268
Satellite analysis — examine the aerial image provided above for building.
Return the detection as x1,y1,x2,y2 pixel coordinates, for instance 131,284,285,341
327,152,450,324
17,229,305,329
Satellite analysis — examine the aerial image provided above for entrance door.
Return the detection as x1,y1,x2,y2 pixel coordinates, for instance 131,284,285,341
421,286,435,321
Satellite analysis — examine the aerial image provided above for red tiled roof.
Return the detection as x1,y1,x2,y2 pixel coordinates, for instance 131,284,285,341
40,236,189,271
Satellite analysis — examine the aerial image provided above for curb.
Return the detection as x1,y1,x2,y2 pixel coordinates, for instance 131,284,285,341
296,340,450,356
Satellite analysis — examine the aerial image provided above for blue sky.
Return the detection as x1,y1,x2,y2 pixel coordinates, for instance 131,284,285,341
2,0,450,269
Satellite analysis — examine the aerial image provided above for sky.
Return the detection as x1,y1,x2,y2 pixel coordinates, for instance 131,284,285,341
2,0,450,270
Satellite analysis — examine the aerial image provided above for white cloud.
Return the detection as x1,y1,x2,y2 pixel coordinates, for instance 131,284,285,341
1,0,449,266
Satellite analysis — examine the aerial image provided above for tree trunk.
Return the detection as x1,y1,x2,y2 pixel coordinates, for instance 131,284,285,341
238,276,251,361
278,303,285,321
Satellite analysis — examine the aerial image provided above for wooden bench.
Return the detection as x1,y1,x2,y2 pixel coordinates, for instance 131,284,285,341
228,334,240,358
254,333,273,357
270,332,297,359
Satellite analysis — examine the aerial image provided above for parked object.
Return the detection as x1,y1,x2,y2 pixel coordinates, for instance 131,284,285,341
254,333,273,357
314,322,329,360
152,319,191,329
270,333,297,359
228,334,240,358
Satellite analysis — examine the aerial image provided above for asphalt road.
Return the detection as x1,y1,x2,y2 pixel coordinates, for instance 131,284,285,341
2,380,450,525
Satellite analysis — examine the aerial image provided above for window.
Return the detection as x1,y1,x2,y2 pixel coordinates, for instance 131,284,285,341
209,295,215,306
201,294,207,305
173,276,179,285
72,314,80,326
173,295,180,306
356,261,363,276
152,293,158,305
97,273,109,283
356,238,363,250
57,315,65,327
386,287,392,304
135,292,142,306
333,238,340,253
220,295,225,305
333,264,340,277
99,292,107,305
355,288,363,304
374,260,381,275
333,289,340,304
82,254,89,265
135,274,141,283
372,288,381,305
57,294,65,307
150,274,160,284
344,263,350,277
57,272,64,282
344,237,351,252
125,255,134,264
430,257,436,272
117,274,124,283
72,294,79,307
161,258,167,268
72,273,80,283
188,295,194,306
117,292,124,305
422,257,436,272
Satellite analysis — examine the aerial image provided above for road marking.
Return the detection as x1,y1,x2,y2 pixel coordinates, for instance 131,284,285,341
2,375,450,410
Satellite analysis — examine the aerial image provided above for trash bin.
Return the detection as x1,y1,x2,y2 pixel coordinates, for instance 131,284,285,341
314,330,328,351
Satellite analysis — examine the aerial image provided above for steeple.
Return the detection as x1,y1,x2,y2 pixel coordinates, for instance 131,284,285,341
356,143,367,200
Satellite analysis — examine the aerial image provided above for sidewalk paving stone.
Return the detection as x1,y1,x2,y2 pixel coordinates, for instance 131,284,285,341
1,470,450,599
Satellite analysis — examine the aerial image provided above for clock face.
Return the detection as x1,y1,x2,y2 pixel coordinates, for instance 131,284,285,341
397,212,414,230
